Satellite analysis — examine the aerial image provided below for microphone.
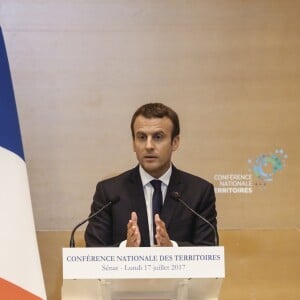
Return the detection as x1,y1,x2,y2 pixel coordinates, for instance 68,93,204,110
171,192,219,246
69,197,120,247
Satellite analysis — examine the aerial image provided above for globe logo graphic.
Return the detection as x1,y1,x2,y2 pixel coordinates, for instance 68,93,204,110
248,149,287,184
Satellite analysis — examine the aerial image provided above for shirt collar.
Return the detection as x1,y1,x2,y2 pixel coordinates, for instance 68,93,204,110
139,164,172,187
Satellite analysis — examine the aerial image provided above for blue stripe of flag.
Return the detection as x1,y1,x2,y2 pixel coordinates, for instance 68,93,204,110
0,27,24,160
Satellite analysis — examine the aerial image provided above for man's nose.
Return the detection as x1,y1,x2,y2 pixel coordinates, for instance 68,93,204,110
145,136,154,149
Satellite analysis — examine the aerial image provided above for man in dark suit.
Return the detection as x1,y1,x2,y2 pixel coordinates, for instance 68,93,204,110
85,103,218,247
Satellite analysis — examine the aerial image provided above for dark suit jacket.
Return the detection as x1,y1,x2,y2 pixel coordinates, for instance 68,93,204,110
85,165,218,247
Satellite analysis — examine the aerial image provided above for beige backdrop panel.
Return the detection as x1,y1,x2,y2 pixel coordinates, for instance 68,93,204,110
1,0,299,230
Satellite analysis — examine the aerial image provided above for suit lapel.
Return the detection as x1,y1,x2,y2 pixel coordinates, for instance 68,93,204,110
160,166,182,228
128,166,150,246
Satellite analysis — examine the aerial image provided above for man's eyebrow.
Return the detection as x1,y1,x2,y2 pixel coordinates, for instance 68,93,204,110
135,130,165,135
135,130,146,135
153,130,165,135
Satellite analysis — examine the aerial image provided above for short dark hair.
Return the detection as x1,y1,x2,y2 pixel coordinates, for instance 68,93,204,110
130,103,180,140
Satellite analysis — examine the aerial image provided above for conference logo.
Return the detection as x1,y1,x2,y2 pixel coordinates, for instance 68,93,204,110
248,149,288,188
213,149,288,194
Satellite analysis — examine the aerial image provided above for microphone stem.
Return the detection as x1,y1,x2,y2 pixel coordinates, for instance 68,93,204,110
178,198,219,246
69,200,112,247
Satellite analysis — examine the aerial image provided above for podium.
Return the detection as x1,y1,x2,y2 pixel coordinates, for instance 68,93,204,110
62,246,225,300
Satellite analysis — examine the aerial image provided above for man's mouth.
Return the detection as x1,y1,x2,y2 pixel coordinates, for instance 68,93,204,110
144,155,157,160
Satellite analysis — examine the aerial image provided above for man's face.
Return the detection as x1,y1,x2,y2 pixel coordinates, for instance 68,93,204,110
132,116,179,178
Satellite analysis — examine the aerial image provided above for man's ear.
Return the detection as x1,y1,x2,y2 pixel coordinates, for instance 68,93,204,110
132,138,136,152
172,135,180,151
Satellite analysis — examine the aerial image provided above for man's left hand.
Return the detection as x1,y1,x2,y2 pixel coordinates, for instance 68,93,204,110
154,214,172,247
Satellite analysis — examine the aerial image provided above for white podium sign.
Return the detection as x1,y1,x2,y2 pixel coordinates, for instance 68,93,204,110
63,246,224,280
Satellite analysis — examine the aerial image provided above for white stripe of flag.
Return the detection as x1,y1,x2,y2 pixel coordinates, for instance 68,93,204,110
0,27,47,299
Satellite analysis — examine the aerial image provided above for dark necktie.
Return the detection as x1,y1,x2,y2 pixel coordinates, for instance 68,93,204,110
150,180,163,242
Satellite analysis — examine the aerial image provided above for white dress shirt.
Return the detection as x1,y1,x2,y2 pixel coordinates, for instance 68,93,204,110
139,164,171,246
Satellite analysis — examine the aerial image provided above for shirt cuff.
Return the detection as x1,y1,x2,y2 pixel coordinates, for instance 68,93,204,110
171,240,178,247
119,240,127,247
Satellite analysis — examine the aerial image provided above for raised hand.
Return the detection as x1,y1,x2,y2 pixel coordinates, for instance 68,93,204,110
126,212,141,247
154,214,172,247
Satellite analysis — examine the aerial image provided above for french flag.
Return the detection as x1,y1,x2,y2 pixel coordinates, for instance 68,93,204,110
0,27,47,299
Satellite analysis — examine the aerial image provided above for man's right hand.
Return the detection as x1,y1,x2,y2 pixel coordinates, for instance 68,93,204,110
126,212,141,247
